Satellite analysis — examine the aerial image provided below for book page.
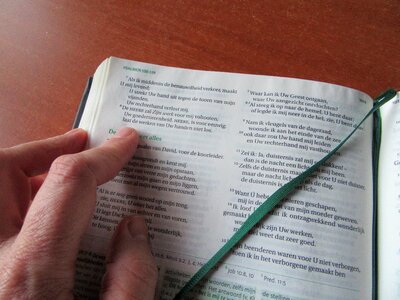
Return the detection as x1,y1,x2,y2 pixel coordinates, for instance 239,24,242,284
75,57,374,299
378,93,400,298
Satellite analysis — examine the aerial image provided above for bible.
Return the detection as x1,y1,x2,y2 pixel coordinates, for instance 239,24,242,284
73,57,399,299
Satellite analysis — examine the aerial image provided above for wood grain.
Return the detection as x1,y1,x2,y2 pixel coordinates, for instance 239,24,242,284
0,0,399,147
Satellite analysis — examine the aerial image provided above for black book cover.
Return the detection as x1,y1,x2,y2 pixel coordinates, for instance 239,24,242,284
73,77,93,128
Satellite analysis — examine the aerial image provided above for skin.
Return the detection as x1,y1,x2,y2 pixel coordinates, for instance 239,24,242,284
0,127,158,299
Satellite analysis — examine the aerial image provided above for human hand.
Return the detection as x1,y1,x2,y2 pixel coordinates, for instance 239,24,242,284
0,128,157,299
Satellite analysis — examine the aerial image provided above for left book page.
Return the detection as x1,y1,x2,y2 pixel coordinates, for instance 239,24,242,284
75,57,374,299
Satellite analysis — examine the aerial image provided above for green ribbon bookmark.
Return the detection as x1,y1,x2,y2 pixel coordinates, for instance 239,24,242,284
173,89,397,300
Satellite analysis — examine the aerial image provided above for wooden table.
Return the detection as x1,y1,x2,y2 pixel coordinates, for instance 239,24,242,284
1,1,399,147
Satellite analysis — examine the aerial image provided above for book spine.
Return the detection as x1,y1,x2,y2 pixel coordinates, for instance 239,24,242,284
372,107,382,300
72,77,93,128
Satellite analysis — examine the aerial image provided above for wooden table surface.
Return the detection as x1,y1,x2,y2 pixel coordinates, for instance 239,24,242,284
1,0,399,148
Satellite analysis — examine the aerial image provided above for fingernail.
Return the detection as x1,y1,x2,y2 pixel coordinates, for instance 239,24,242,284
64,128,84,136
114,127,135,138
127,218,148,241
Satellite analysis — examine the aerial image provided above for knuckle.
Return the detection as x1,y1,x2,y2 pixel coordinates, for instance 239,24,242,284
129,260,158,283
102,261,158,298
118,260,158,289
49,154,94,184
95,147,124,172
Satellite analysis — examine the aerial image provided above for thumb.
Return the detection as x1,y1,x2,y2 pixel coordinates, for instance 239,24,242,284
101,216,158,300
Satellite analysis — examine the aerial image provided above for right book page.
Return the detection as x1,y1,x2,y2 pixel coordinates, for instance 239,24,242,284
378,92,400,298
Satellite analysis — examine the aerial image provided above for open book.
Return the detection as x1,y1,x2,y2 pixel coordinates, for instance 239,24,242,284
73,57,399,299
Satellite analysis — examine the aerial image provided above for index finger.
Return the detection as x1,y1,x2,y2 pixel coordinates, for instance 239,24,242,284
7,128,88,177
14,128,139,270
